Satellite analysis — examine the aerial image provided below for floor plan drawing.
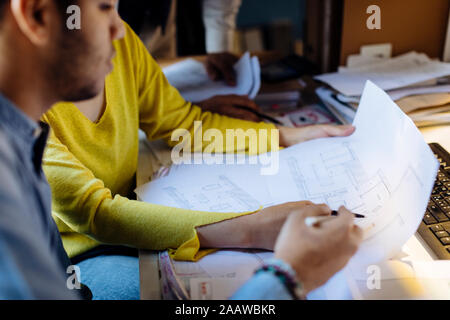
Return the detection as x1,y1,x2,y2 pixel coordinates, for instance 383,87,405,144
160,175,261,212
136,81,439,268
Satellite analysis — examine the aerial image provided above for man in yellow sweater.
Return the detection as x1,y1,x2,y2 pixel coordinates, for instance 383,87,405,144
42,4,356,299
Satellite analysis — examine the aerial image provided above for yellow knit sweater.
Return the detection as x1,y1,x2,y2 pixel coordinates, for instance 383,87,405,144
42,23,277,261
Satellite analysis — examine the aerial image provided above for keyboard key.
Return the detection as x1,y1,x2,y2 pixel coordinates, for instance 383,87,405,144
435,231,449,238
428,206,449,222
423,213,437,225
436,201,448,208
442,206,450,214
430,225,444,232
440,237,450,245
443,222,450,232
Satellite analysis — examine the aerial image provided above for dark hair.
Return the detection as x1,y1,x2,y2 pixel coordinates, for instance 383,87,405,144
0,0,77,21
0,1,6,18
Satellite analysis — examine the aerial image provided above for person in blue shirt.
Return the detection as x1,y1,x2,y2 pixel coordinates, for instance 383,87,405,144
0,0,362,300
0,0,126,299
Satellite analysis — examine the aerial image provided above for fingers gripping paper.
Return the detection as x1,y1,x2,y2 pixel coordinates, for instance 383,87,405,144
162,52,261,102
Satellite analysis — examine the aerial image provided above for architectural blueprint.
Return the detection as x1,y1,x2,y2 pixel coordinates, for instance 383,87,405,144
135,81,439,269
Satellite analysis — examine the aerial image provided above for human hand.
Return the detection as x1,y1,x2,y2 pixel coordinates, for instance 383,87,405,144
195,94,262,122
245,201,321,251
274,205,363,294
277,124,355,147
197,201,315,250
205,52,239,86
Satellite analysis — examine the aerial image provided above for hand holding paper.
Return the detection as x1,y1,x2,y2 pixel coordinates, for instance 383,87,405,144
163,52,261,102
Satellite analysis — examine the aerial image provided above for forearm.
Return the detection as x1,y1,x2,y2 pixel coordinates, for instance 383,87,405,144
196,213,254,249
54,189,253,251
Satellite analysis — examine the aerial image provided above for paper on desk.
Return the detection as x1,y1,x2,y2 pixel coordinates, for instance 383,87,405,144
137,81,439,299
396,93,450,113
387,84,450,101
137,81,439,266
337,85,450,103
412,261,450,299
315,52,450,96
345,260,450,299
160,249,273,300
135,157,272,212
316,87,357,123
345,261,427,300
341,55,388,72
162,52,261,102
411,111,450,128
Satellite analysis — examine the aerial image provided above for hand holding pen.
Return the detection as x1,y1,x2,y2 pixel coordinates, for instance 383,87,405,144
305,209,365,227
274,204,364,294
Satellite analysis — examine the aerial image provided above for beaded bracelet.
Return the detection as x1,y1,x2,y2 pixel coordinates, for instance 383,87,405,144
254,258,305,300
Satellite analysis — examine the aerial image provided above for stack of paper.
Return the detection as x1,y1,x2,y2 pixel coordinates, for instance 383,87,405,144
158,250,274,300
315,52,450,126
136,81,439,299
162,52,261,102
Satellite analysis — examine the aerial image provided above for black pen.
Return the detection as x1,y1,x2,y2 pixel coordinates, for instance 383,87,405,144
305,210,365,227
236,105,283,125
331,210,365,218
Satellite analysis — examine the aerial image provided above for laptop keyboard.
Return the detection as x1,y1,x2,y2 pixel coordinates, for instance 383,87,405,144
417,143,450,259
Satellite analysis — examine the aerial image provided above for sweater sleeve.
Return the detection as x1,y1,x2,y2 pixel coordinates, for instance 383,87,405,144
43,130,257,261
130,27,279,155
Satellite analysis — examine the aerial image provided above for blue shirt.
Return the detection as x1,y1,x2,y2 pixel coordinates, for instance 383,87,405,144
231,271,295,300
0,94,78,299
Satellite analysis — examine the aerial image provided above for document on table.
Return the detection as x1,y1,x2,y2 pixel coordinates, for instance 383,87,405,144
162,52,261,102
315,52,450,96
136,81,439,299
159,250,273,300
136,80,438,265
345,260,450,300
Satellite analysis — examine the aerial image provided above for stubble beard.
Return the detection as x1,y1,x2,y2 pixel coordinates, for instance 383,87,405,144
48,28,104,103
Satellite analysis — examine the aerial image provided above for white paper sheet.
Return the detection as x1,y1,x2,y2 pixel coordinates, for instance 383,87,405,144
315,52,450,96
137,81,439,266
345,260,450,300
162,52,261,102
137,81,439,299
161,250,273,300
388,85,450,101
316,87,357,123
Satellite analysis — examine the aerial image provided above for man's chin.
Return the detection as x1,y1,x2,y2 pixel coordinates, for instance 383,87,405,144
62,84,103,103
